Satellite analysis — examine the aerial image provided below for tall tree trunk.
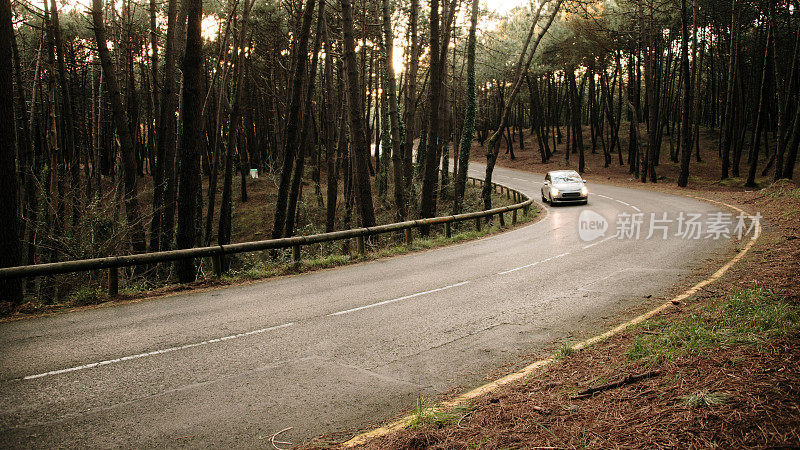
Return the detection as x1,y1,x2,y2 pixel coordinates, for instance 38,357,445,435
402,0,419,194
678,0,692,187
218,0,254,265
285,0,325,237
381,0,407,220
151,0,180,251
567,65,585,173
174,0,203,282
341,0,376,227
0,0,22,305
453,0,479,215
419,0,442,225
721,0,738,180
48,0,80,229
90,0,147,255
746,8,772,188
272,0,315,239
323,21,339,233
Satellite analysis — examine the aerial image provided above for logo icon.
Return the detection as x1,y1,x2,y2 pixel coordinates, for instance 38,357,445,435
578,209,608,242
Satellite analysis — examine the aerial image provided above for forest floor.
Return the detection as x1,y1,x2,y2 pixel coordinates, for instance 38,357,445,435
2,172,539,320
337,128,800,448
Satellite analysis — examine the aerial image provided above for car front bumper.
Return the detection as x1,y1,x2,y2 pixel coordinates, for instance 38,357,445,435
552,192,587,203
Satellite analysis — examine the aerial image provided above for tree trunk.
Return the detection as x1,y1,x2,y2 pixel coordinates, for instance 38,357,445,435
174,0,203,282
453,0,479,214
402,0,419,194
341,0,376,227
48,0,80,229
721,0,739,179
746,9,772,188
567,66,585,173
678,0,692,187
0,0,22,305
382,0,407,220
151,0,181,251
90,0,147,255
272,0,315,239
285,0,325,237
218,0,254,265
419,0,442,225
323,22,339,233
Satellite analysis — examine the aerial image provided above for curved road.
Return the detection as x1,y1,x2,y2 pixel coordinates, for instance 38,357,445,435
0,164,734,447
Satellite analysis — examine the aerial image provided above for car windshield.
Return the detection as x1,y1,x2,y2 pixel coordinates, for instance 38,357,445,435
553,174,581,184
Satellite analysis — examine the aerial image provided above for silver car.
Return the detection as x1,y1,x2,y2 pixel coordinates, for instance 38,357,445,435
541,170,588,205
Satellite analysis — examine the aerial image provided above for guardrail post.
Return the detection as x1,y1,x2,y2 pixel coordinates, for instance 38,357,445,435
499,212,506,227
213,255,222,277
357,236,365,254
405,228,413,245
475,217,482,231
445,221,451,238
506,187,510,199
108,268,118,297
292,244,301,263
512,209,518,224
523,204,529,215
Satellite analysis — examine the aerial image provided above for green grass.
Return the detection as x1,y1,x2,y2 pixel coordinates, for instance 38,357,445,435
627,285,800,365
69,286,103,306
407,390,472,429
767,182,800,200
556,341,575,359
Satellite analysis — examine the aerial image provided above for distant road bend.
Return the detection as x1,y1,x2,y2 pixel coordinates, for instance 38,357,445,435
0,164,733,447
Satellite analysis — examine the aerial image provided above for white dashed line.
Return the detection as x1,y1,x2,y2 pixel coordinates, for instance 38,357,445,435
630,205,641,212
327,281,471,317
595,194,613,200
615,199,631,207
497,252,571,275
23,322,295,380
582,235,617,249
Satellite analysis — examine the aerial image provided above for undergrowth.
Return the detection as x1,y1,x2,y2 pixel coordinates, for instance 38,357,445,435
627,285,800,365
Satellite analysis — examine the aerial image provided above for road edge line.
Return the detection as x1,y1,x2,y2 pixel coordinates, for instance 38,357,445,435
340,197,760,448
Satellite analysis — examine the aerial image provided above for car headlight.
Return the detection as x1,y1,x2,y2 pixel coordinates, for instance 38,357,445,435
580,186,588,196
550,187,559,196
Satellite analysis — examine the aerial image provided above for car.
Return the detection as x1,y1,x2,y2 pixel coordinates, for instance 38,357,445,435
541,170,589,205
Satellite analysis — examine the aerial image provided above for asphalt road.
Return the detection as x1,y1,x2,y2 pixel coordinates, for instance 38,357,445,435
0,164,737,447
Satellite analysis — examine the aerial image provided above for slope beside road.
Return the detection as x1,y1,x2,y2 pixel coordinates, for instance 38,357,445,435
0,164,737,447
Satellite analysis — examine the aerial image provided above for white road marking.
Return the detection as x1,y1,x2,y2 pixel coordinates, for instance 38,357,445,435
327,281,471,317
595,192,641,211
497,252,571,275
582,235,616,249
23,322,295,380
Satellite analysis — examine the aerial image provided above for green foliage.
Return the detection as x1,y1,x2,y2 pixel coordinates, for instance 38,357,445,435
627,286,800,365
69,286,102,306
407,389,472,429
556,341,574,359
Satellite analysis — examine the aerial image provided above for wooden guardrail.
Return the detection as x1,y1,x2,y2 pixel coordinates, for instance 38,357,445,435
0,176,532,296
